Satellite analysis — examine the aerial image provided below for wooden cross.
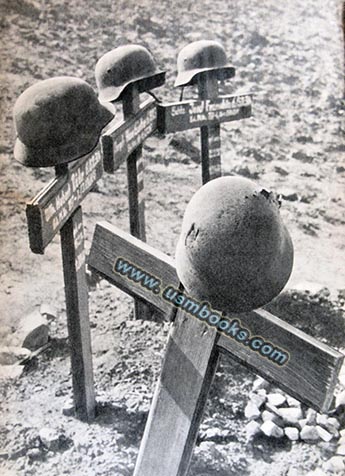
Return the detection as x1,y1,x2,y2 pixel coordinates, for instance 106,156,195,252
25,145,105,421
157,69,252,182
88,222,343,476
101,84,161,321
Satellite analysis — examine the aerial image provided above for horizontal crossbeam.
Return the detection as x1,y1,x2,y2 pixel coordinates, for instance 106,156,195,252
26,145,103,254
157,94,252,133
88,222,343,413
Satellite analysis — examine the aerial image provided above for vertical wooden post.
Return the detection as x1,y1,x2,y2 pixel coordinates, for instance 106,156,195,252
56,162,95,422
122,85,150,320
198,73,221,182
133,75,224,476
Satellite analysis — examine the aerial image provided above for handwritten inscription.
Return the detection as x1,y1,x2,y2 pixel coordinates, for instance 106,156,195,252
112,106,156,160
26,146,103,253
158,94,252,133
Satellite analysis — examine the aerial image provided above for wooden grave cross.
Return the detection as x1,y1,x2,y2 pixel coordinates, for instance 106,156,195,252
157,67,252,182
88,222,344,476
25,144,106,421
101,82,163,321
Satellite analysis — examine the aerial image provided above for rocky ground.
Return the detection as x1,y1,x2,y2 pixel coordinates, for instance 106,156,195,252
0,0,345,475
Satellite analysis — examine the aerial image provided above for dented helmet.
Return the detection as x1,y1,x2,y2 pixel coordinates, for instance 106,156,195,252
174,40,235,87
175,176,294,313
13,76,114,167
95,44,166,103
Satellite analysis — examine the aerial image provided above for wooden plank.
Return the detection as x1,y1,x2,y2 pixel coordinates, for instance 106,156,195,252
26,145,103,254
88,221,344,412
157,94,252,134
198,73,222,182
60,206,95,421
133,310,219,476
101,96,156,174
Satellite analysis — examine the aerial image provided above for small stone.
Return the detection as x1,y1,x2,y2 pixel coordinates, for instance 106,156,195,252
39,428,60,450
323,456,345,473
317,414,340,434
244,402,261,420
245,420,261,440
316,426,333,442
267,393,286,407
62,399,75,417
274,165,289,176
287,396,301,407
257,388,267,397
336,445,345,456
27,448,43,460
14,310,49,350
260,420,284,438
261,410,283,426
306,408,317,425
278,407,303,425
285,427,299,441
340,429,345,438
300,425,320,441
249,393,266,408
252,377,269,392
336,391,345,408
298,418,308,429
265,403,281,416
287,468,300,476
279,188,298,202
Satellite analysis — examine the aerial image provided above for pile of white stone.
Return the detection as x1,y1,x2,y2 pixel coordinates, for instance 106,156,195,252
245,376,345,473
245,378,340,442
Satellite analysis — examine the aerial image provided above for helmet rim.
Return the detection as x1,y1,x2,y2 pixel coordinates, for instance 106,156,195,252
174,64,235,88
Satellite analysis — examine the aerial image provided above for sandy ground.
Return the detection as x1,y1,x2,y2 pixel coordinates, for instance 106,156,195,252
0,0,344,475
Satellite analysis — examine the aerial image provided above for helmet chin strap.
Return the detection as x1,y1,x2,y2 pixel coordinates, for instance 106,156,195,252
147,90,162,103
179,87,184,102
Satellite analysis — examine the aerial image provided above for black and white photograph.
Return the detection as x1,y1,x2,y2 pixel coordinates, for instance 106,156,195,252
0,1,344,475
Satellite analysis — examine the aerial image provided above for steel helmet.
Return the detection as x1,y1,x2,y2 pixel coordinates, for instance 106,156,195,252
95,44,166,103
13,76,114,167
174,40,235,87
175,176,294,313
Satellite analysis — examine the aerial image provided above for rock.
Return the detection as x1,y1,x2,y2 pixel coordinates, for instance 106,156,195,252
335,391,345,409
0,346,31,365
316,426,333,442
292,151,313,163
260,420,284,438
252,377,269,391
287,396,301,407
267,393,286,407
284,427,299,441
336,445,345,456
244,401,261,420
27,447,43,461
274,165,289,176
306,408,317,425
40,303,57,320
300,425,320,441
279,188,299,202
278,407,303,425
39,428,60,451
249,393,266,409
0,364,24,379
62,399,75,417
245,420,261,440
323,456,345,473
261,410,283,426
298,418,308,429
14,310,49,350
293,282,326,296
317,414,340,434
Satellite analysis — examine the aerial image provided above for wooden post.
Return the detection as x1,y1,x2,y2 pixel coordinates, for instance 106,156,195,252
122,84,149,320
60,205,95,421
133,74,224,476
55,161,95,421
198,72,221,182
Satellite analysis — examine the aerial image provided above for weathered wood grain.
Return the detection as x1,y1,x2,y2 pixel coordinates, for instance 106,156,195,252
26,145,103,254
60,206,95,421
